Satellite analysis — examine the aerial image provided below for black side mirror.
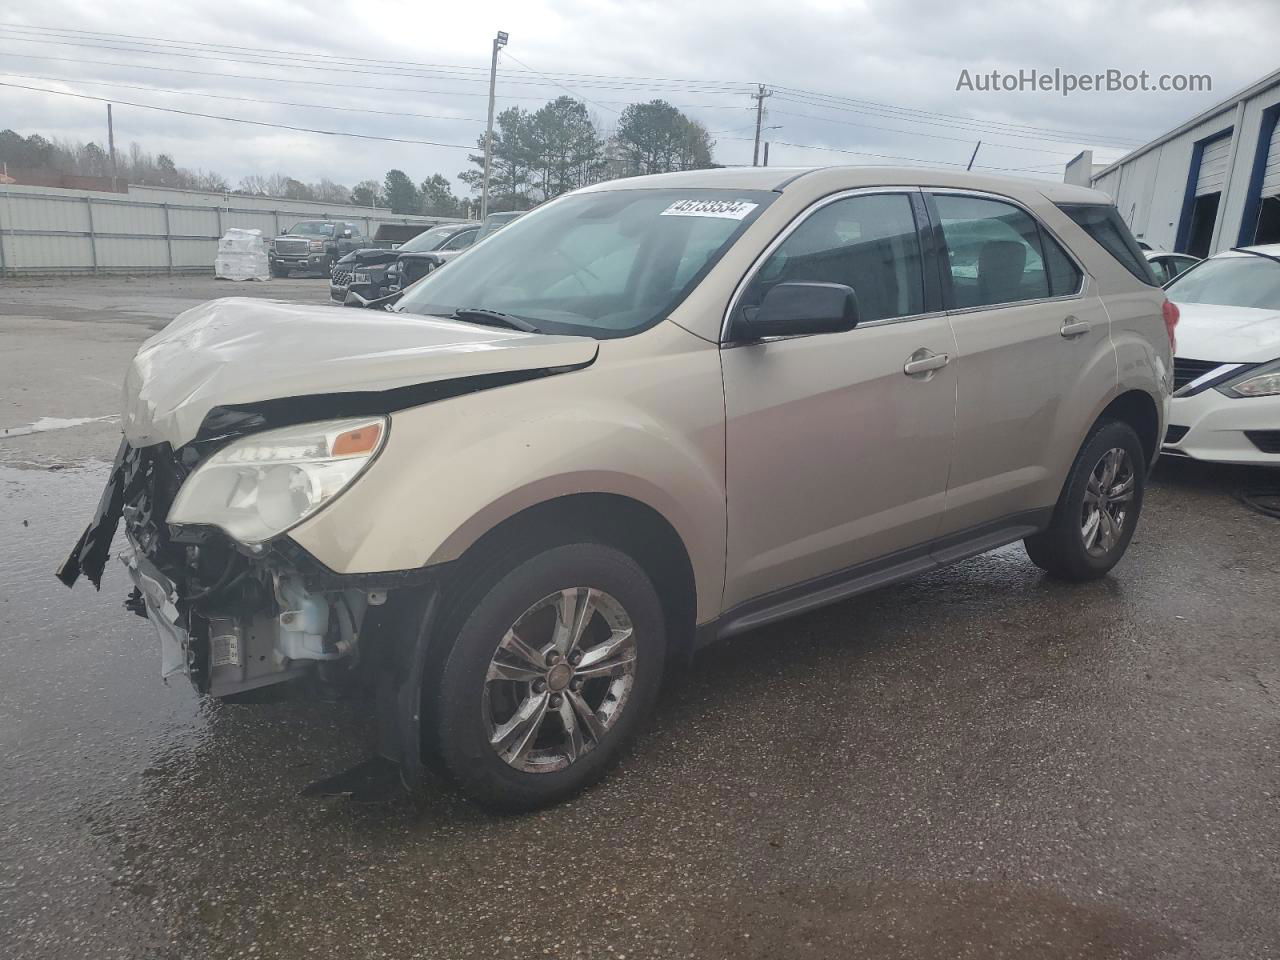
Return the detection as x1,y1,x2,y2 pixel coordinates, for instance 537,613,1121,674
736,281,860,340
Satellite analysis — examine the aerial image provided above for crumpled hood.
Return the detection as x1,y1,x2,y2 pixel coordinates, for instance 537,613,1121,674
338,248,398,267
122,297,598,448
1172,301,1280,363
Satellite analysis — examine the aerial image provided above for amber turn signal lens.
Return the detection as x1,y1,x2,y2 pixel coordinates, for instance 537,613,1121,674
331,422,382,457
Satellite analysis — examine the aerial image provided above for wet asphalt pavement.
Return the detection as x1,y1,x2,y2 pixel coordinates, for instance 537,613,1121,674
2,277,1279,959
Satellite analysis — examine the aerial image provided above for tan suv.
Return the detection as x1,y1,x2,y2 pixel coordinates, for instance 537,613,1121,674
61,167,1173,810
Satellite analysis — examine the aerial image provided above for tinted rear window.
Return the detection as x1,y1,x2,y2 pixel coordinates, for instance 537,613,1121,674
1057,203,1158,285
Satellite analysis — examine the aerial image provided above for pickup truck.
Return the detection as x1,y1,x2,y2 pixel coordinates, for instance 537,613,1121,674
269,220,368,277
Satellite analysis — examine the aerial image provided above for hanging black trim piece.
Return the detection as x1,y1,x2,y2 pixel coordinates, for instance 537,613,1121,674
56,440,140,589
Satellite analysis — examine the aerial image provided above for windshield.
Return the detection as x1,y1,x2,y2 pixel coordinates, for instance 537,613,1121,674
288,221,334,237
400,225,465,253
1166,254,1280,310
395,189,774,337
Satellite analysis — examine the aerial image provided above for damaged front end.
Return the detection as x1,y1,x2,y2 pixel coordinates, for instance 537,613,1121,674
56,294,599,789
58,431,402,700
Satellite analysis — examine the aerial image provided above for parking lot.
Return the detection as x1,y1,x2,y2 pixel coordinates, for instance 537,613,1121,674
2,275,1278,959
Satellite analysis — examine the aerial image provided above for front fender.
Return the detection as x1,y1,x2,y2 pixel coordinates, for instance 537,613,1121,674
289,330,727,622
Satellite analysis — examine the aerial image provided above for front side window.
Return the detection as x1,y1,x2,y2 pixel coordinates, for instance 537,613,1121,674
933,194,1055,308
1166,254,1280,310
400,225,463,253
394,189,774,337
440,228,478,251
739,193,925,324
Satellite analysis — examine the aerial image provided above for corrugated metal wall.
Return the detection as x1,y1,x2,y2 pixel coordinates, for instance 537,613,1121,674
0,187,452,276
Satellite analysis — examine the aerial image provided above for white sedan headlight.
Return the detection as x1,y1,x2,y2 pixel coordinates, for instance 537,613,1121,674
1220,360,1280,398
168,417,387,545
1230,371,1280,397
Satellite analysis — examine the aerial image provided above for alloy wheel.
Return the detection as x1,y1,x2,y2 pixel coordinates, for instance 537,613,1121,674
482,588,637,773
1081,446,1135,557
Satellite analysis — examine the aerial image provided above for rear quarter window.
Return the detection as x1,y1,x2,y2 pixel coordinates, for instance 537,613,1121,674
1057,203,1159,285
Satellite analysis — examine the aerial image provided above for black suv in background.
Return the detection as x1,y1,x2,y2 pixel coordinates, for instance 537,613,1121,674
330,221,480,302
269,220,367,277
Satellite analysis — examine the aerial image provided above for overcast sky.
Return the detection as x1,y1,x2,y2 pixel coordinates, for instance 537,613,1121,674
1,0,1277,196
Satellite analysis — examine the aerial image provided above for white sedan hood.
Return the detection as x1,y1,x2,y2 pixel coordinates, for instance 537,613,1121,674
1172,301,1280,363
122,298,598,448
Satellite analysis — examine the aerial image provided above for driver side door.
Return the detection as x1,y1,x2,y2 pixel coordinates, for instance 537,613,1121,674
721,190,959,611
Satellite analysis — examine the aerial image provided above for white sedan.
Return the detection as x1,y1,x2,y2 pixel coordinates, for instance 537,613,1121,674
1162,245,1280,465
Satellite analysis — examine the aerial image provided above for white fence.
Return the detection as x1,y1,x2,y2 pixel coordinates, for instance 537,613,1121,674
0,186,455,277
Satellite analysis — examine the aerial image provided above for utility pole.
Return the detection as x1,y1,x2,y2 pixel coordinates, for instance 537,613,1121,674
966,140,982,171
106,103,118,191
481,30,509,222
751,84,772,167
762,142,770,167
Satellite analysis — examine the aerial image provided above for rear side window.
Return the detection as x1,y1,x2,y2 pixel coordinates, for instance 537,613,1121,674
1057,203,1158,285
933,194,1052,308
741,193,926,323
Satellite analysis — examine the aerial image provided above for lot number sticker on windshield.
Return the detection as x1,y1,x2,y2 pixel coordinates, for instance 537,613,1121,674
660,199,759,220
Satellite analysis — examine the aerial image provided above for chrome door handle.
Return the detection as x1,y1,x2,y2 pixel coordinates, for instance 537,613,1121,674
903,350,951,376
1060,317,1092,338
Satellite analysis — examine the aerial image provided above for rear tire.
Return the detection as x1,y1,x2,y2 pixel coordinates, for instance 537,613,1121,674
429,543,666,812
1024,420,1146,581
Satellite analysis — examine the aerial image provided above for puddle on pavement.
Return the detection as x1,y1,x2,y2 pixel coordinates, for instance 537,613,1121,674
1,463,207,950
1,461,378,957
0,415,121,439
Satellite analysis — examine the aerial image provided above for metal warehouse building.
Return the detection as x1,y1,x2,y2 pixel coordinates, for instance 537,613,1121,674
1077,68,1280,258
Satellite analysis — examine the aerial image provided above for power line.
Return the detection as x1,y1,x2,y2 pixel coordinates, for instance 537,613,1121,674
774,84,1145,141
766,107,1083,157
0,79,478,149
773,94,1138,150
0,24,1145,147
0,22,1146,165
0,22,758,91
2,74,1062,176
497,50,620,115
0,33,750,96
0,71,489,125
774,89,1142,147
721,135,1066,176
0,51,750,109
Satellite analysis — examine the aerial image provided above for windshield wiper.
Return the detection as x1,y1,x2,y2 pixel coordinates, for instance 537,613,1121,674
450,307,541,333
1230,246,1280,266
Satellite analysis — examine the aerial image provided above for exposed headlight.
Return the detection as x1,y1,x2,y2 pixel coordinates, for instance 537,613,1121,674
1218,360,1280,398
353,271,372,284
309,239,325,251
168,417,387,545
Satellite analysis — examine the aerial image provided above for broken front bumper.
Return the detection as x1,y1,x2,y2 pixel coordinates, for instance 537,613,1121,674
122,545,188,681
59,438,445,790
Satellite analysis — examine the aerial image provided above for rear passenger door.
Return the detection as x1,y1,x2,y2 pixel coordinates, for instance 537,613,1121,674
925,191,1112,539
721,190,959,609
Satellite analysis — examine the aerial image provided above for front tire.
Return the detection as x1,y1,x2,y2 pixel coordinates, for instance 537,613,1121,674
430,543,666,812
1024,420,1146,581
